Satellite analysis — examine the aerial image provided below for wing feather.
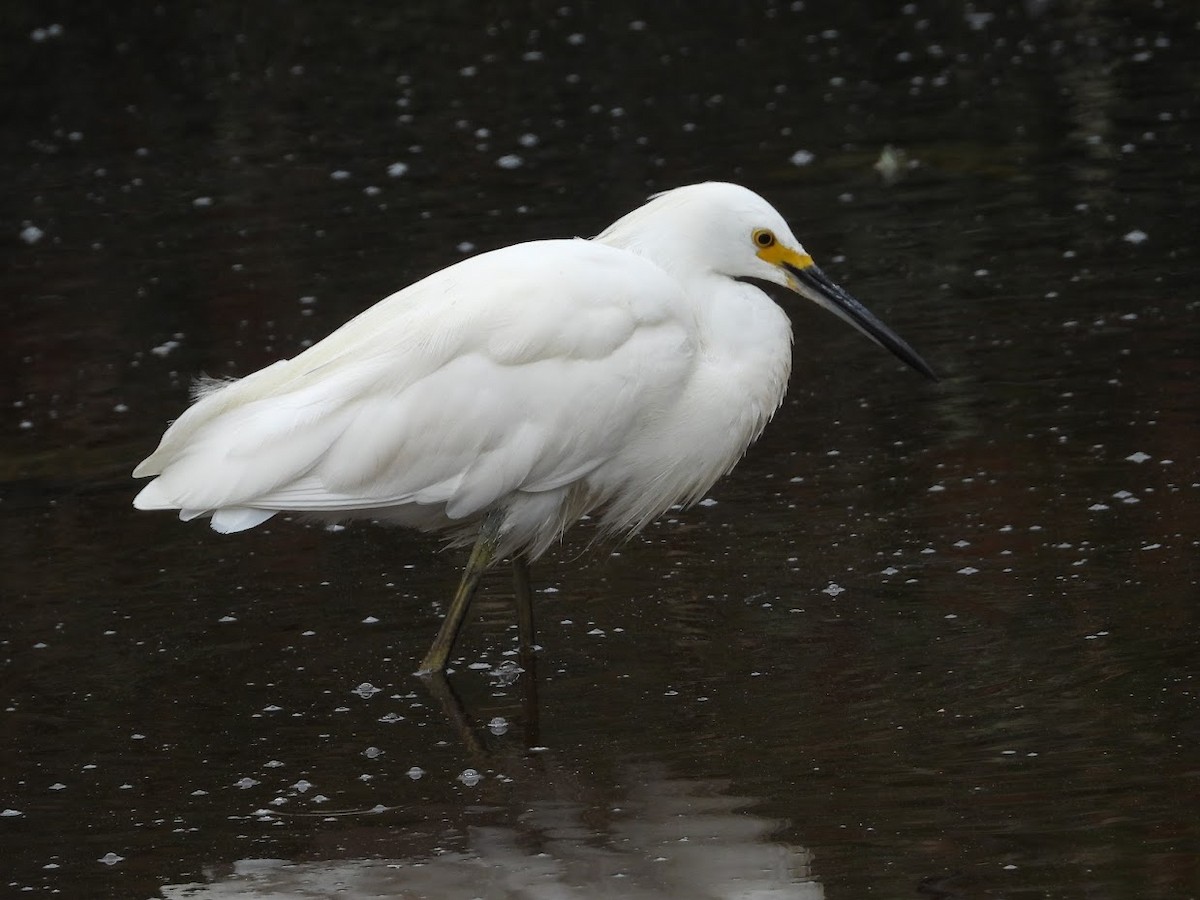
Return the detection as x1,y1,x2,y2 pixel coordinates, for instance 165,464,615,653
133,239,695,526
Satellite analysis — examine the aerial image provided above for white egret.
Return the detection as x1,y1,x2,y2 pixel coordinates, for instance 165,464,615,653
133,182,936,673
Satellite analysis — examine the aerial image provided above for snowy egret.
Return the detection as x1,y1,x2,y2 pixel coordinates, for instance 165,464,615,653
133,182,936,673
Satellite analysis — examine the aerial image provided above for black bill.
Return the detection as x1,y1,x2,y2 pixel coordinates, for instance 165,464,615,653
786,262,938,381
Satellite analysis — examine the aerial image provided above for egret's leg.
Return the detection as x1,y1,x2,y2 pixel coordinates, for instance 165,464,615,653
512,555,535,657
418,523,499,675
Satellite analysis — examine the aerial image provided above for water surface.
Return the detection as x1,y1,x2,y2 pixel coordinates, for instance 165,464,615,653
3,2,1198,898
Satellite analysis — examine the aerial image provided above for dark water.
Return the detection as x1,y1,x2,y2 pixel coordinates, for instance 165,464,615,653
3,2,1198,898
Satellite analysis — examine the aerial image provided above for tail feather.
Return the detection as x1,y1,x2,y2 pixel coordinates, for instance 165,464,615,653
133,479,172,510
210,508,277,533
135,478,275,533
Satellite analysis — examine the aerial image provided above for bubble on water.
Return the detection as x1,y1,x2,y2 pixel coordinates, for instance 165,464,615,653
1,808,23,817
20,224,45,245
957,566,979,575
488,716,509,735
789,149,815,166
192,196,213,208
352,682,381,699
1126,451,1151,463
31,24,64,42
363,746,384,759
1122,229,1149,244
387,161,409,178
458,768,482,786
330,169,352,181
822,583,845,597
496,154,524,169
291,780,312,793
235,777,260,789
406,766,425,780
99,852,124,866
491,660,522,686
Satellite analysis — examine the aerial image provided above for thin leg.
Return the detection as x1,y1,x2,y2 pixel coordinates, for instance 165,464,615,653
417,523,499,675
512,554,536,657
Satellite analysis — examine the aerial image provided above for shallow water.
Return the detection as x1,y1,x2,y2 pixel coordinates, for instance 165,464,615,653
3,2,1198,898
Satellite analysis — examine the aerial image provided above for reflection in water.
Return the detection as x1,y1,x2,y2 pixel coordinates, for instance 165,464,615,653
161,766,820,899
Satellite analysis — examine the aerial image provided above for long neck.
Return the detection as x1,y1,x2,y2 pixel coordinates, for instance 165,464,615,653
697,274,794,404
595,206,793,436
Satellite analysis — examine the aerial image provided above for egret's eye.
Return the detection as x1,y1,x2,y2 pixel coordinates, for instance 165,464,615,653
753,229,776,248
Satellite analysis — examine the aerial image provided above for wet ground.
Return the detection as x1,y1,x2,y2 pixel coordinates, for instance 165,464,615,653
3,2,1198,898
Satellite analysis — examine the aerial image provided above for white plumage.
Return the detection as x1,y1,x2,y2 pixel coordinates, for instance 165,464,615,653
134,182,934,671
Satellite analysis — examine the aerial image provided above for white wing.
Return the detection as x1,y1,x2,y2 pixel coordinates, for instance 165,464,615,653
134,239,696,534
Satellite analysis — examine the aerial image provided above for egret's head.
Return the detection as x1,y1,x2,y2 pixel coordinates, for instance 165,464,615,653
637,182,938,381
613,182,813,289
595,182,936,379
